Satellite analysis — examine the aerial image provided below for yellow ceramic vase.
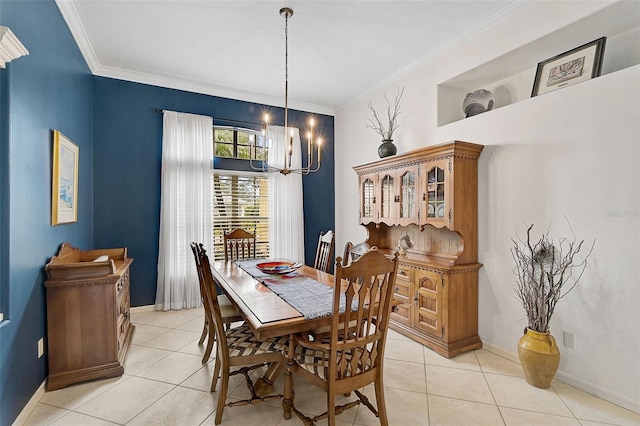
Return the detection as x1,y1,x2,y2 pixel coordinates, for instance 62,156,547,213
517,328,560,389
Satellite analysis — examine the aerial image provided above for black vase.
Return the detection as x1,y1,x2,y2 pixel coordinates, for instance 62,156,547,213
378,139,397,158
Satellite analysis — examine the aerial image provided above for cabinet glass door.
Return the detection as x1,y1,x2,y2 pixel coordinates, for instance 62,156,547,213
424,160,449,226
379,173,395,223
361,177,375,221
400,171,415,219
398,165,420,226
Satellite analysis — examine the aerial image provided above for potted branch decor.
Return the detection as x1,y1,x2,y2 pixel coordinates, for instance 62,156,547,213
511,223,594,388
367,86,405,158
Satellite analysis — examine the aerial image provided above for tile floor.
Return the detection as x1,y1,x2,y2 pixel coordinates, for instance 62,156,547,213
21,308,640,426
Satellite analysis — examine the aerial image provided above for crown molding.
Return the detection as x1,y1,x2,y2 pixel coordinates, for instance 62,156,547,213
0,26,29,68
93,64,335,116
55,0,100,72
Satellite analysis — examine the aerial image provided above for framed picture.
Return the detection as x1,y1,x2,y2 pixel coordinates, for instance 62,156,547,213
531,37,606,97
51,130,79,225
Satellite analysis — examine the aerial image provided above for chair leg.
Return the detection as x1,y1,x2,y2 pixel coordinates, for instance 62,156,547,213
198,318,208,345
327,391,337,426
214,367,230,425
374,378,388,425
254,360,283,396
211,356,221,392
202,329,215,363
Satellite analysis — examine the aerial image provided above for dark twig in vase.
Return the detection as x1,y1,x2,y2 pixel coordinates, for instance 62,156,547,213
367,86,405,140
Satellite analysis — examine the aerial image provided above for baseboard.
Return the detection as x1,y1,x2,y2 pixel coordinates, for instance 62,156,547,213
482,342,640,415
12,379,46,426
130,304,156,313
553,370,640,415
482,341,520,365
131,304,202,312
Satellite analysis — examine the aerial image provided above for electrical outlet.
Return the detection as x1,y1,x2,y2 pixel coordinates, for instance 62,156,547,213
37,338,44,358
563,331,575,349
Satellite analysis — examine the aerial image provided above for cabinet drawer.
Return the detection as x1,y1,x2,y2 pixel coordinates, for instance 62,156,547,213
117,316,129,354
116,288,130,355
116,270,130,297
393,281,410,299
396,263,411,283
117,289,130,319
391,301,411,325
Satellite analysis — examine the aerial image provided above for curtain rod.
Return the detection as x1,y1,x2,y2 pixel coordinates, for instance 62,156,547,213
154,108,263,127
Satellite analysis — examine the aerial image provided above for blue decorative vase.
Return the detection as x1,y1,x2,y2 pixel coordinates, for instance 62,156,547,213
378,139,397,158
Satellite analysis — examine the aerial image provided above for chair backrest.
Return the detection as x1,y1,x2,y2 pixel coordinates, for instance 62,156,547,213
190,242,211,315
342,241,375,266
224,228,256,261
313,230,335,273
330,250,399,384
194,243,231,361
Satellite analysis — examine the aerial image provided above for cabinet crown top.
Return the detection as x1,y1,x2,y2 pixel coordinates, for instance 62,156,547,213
353,140,483,173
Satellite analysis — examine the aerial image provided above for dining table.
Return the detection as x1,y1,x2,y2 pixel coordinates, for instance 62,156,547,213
211,259,339,420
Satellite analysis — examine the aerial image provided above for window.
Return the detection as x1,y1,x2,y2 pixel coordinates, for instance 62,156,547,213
212,172,270,261
214,127,268,161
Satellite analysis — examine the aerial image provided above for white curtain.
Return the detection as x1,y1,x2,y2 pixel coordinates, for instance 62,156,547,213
268,125,305,262
155,111,214,311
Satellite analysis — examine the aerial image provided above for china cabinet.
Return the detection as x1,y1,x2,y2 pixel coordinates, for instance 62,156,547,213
44,243,134,390
353,141,483,357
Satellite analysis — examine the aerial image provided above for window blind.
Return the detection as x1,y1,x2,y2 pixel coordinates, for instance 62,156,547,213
212,172,270,261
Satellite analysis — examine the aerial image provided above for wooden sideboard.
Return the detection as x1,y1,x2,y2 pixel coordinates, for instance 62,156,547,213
353,141,483,358
44,243,134,390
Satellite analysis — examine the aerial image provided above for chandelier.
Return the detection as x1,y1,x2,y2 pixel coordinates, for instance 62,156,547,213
250,7,321,175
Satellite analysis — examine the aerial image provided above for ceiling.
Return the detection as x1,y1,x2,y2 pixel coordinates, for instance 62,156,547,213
55,1,531,115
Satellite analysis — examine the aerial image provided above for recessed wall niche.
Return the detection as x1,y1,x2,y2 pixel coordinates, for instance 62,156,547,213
437,1,640,126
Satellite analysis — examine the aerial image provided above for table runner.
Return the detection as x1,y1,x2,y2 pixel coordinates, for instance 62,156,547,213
234,259,355,320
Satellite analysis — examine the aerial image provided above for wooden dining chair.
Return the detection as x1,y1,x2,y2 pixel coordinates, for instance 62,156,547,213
194,243,288,425
307,242,371,340
289,250,400,425
190,243,243,364
342,241,375,266
314,230,335,273
224,228,256,261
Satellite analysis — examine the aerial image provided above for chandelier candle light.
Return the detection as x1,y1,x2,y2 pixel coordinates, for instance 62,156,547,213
251,7,321,175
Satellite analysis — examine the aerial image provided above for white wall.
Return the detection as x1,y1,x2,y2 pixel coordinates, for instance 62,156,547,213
335,0,640,412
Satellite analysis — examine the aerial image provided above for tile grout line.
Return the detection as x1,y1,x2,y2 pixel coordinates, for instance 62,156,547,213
422,345,431,425
475,350,507,426
550,382,582,423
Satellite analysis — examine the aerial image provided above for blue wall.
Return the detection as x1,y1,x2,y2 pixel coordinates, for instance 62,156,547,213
0,1,94,424
93,78,335,306
0,2,334,423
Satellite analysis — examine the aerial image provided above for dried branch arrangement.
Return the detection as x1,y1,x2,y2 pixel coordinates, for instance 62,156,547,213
366,86,405,140
511,223,594,333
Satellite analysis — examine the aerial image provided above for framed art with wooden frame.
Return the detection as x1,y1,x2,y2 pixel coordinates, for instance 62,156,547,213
531,37,606,97
51,130,79,225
